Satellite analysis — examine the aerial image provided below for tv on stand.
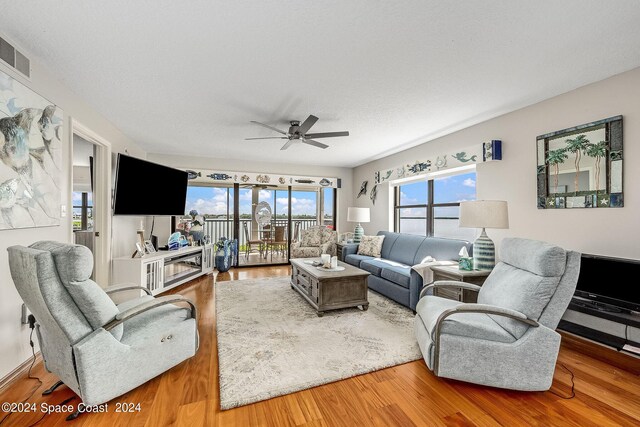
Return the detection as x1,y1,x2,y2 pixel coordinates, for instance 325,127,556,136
559,254,640,353
572,254,640,314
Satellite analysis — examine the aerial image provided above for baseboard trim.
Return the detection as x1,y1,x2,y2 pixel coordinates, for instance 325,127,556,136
560,330,640,375
0,352,43,394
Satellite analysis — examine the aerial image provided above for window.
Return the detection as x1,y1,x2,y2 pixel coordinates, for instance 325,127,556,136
394,171,476,240
321,187,335,228
72,192,93,231
184,185,233,240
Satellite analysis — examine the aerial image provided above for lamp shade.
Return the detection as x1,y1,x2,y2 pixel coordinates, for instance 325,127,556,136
347,207,370,223
459,200,509,229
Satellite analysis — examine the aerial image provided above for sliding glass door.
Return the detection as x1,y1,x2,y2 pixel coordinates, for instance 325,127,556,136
183,183,336,267
236,185,291,266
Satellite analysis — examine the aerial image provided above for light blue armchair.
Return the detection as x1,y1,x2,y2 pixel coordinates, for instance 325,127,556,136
414,238,580,391
7,242,198,419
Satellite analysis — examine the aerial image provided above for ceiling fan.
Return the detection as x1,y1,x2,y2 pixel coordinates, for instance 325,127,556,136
245,114,349,150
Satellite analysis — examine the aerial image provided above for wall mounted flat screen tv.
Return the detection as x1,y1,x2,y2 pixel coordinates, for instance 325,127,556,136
113,154,188,216
574,254,640,312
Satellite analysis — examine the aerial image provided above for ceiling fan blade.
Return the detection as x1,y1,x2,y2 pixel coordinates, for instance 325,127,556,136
280,139,296,150
245,137,288,140
297,115,319,135
304,131,349,139
302,139,328,149
249,121,287,135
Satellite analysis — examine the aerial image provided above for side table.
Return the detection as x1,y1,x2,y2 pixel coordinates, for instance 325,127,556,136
336,242,347,262
430,265,490,303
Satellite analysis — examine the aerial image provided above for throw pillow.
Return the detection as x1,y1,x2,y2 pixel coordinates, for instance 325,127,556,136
321,227,336,244
68,279,123,340
302,227,323,247
357,235,385,257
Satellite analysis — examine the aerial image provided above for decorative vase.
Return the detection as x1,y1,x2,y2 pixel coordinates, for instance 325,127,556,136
215,250,230,272
214,237,237,273
473,228,495,270
354,223,364,243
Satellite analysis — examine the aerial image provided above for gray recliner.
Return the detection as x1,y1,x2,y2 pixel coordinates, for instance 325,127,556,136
414,237,580,391
7,241,199,411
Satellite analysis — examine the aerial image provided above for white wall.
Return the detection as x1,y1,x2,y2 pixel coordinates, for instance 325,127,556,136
0,46,145,380
353,67,640,344
146,153,354,244
353,67,640,260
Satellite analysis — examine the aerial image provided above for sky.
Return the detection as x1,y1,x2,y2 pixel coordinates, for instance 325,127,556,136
399,171,476,218
185,186,333,217
397,171,477,239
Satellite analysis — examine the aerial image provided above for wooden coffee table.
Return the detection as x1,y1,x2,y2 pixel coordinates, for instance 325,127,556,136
290,258,370,316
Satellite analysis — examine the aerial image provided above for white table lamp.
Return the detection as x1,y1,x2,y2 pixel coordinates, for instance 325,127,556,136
459,200,509,270
347,207,370,243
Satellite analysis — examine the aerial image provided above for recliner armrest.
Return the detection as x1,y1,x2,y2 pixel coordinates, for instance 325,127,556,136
105,284,152,296
103,295,197,331
420,281,482,299
431,303,539,375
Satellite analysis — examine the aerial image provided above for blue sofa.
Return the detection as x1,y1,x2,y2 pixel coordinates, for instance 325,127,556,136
342,231,473,311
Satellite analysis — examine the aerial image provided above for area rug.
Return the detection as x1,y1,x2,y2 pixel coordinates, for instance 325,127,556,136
215,276,421,409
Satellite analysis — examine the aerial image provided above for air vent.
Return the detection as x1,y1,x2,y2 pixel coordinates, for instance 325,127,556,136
0,36,30,78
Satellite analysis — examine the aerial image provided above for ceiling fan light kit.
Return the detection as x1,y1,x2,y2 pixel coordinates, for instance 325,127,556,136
246,114,349,150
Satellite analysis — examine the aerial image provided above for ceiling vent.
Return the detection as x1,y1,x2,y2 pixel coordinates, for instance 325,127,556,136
0,36,30,78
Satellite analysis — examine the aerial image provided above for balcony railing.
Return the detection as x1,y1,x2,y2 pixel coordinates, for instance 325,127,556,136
202,218,331,248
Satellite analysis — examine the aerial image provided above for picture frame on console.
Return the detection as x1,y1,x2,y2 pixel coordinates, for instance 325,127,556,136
144,240,157,253
135,242,145,257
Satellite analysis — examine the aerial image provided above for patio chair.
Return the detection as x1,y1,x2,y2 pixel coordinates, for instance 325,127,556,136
266,225,288,257
242,221,263,260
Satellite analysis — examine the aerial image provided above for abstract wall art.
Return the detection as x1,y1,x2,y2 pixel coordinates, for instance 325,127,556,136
0,70,62,230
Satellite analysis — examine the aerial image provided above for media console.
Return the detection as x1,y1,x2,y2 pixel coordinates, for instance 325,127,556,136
559,253,640,354
113,245,214,295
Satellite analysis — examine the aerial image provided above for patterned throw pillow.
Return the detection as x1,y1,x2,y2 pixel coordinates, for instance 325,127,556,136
321,227,336,244
302,227,323,247
357,235,385,257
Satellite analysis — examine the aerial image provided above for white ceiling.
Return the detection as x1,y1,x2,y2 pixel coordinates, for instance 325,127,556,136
2,1,640,168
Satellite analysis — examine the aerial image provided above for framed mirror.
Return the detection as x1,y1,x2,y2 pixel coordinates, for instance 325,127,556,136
537,116,623,209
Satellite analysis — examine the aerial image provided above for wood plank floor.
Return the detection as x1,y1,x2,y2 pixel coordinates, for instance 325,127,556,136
2,266,640,426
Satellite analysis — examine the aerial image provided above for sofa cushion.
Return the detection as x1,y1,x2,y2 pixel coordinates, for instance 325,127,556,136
380,233,426,265
380,265,411,289
301,227,323,247
377,231,401,260
67,279,121,338
291,246,322,258
374,232,472,266
120,303,191,345
360,259,392,276
357,235,384,257
500,238,566,277
416,296,516,344
321,227,336,244
478,262,561,338
30,241,94,283
29,242,122,340
345,254,373,268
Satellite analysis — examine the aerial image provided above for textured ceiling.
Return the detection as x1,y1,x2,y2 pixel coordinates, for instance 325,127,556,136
2,1,640,167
